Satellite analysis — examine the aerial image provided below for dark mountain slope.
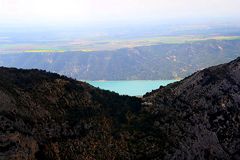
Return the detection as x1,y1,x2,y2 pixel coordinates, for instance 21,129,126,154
0,57,240,160
0,68,141,159
143,57,240,159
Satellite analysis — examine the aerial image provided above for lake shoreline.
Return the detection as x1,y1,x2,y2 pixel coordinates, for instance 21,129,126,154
87,80,178,96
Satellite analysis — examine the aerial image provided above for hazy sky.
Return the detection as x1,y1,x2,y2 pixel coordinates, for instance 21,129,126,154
0,0,240,26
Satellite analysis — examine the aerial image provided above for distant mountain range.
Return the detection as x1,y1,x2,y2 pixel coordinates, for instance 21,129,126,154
1,57,240,159
0,39,240,80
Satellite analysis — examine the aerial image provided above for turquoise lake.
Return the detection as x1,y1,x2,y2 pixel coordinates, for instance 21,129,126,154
87,80,177,96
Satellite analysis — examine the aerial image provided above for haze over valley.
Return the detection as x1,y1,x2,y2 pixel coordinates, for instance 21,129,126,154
1,18,240,95
1,0,240,86
2,0,240,159
1,39,240,81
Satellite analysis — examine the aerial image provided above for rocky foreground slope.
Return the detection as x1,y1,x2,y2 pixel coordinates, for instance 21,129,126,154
1,57,240,160
143,57,240,159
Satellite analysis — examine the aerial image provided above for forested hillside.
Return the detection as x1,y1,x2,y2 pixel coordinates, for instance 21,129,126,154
0,39,240,80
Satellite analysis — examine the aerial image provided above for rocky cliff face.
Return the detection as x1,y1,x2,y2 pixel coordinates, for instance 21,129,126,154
1,57,240,160
143,57,240,159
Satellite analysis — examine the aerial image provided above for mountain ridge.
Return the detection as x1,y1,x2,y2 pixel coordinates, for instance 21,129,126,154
142,57,240,159
0,57,240,159
1,39,239,80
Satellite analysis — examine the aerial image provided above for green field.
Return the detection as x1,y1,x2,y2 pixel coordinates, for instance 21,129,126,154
1,35,240,54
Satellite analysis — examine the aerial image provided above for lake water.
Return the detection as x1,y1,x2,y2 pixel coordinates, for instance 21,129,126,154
87,80,177,96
